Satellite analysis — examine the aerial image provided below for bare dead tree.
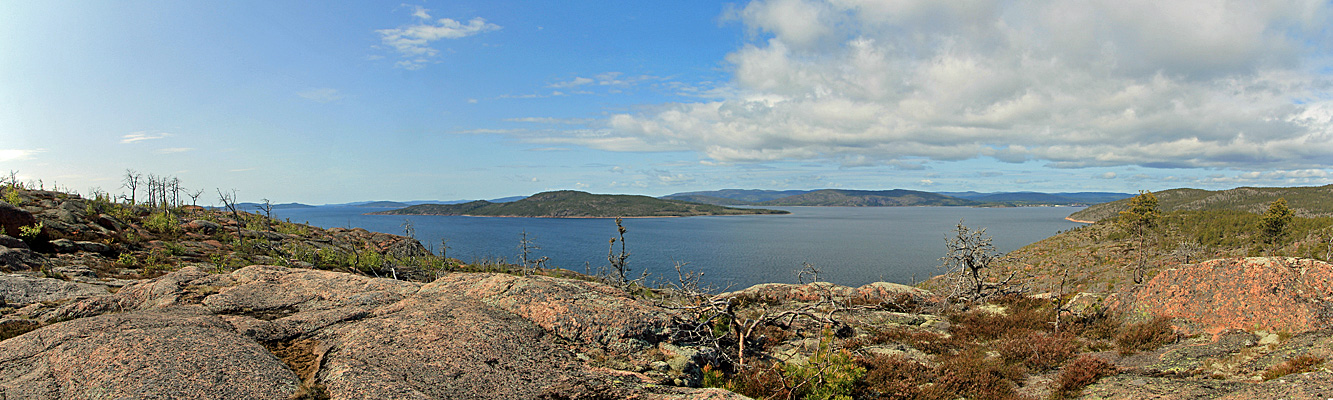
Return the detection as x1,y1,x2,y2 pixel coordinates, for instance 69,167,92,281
122,169,142,205
256,199,276,230
216,188,240,236
187,189,205,207
940,220,1020,302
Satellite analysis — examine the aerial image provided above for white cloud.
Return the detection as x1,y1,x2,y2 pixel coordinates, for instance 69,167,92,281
506,117,594,125
121,131,171,143
377,6,501,69
155,148,193,154
514,0,1333,176
297,88,344,103
0,149,43,162
549,77,594,88
1096,172,1118,179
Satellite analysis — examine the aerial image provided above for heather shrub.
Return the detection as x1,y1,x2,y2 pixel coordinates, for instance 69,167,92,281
845,326,957,355
921,349,1026,400
995,330,1078,372
1114,316,1177,354
1051,355,1115,399
948,295,1053,341
1262,354,1324,380
854,354,931,400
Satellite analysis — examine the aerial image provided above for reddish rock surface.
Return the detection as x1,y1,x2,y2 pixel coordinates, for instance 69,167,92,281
1115,257,1333,336
0,266,749,400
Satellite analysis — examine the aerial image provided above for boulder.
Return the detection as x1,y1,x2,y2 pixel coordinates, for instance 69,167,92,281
423,273,677,353
0,249,44,272
1114,257,1333,336
0,201,36,238
74,241,111,253
182,219,221,234
0,235,27,250
48,239,75,253
94,214,124,231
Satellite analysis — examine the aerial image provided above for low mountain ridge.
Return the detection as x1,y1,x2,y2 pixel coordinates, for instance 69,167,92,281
758,189,979,206
1068,184,1333,222
370,190,788,217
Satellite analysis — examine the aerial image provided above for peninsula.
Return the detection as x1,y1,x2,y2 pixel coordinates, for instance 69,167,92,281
367,190,789,218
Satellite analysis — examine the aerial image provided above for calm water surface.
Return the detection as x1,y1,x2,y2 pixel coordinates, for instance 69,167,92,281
272,206,1086,289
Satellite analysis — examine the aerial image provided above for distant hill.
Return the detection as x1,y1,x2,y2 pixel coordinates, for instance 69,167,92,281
662,189,814,204
369,191,790,218
1067,185,1333,222
354,201,412,208
938,191,1132,205
758,189,979,207
660,194,756,206
236,202,315,210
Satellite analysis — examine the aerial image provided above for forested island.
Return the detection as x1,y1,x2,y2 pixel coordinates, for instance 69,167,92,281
368,190,789,217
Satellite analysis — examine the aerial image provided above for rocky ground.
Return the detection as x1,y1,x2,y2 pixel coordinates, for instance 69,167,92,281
2,188,1332,399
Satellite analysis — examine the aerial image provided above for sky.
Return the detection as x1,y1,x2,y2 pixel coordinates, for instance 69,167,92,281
3,1,1333,204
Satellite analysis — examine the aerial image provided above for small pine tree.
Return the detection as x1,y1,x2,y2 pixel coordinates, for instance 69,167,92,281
1260,198,1294,253
1119,190,1160,284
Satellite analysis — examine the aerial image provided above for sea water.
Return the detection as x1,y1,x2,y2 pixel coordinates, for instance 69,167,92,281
271,206,1087,289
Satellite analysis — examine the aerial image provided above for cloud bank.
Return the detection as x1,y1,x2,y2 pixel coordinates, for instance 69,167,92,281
543,0,1333,172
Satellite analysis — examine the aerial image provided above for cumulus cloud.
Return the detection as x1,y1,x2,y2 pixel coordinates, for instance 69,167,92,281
297,88,344,103
121,131,171,143
1096,172,1118,179
377,6,501,70
529,0,1333,174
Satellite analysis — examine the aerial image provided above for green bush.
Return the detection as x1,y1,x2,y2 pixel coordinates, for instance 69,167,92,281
145,211,180,235
784,331,865,400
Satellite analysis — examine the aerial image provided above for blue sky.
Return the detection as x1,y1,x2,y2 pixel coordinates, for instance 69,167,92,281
3,1,1333,204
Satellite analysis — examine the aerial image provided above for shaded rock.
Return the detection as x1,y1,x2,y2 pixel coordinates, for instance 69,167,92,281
48,239,75,253
94,213,124,231
0,318,41,341
74,240,110,253
0,274,108,308
0,308,301,399
0,248,44,272
0,201,36,238
1113,257,1333,336
0,235,27,250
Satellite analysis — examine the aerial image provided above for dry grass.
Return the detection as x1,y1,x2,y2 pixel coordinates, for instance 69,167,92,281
1261,354,1324,380
1114,316,1177,355
1050,355,1116,399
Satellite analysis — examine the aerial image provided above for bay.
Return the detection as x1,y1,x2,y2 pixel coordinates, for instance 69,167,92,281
271,206,1087,289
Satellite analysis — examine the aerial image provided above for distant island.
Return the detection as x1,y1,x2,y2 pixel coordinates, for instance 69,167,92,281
368,190,790,218
662,189,1132,207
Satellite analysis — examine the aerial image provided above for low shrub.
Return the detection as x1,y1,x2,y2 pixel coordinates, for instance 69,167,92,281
1114,316,1177,355
1262,354,1324,380
854,354,931,399
948,295,1053,341
1050,355,1115,399
995,330,1078,372
921,349,1026,400
144,211,180,235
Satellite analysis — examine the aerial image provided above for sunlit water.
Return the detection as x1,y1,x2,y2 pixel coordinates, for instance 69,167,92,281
271,206,1086,289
